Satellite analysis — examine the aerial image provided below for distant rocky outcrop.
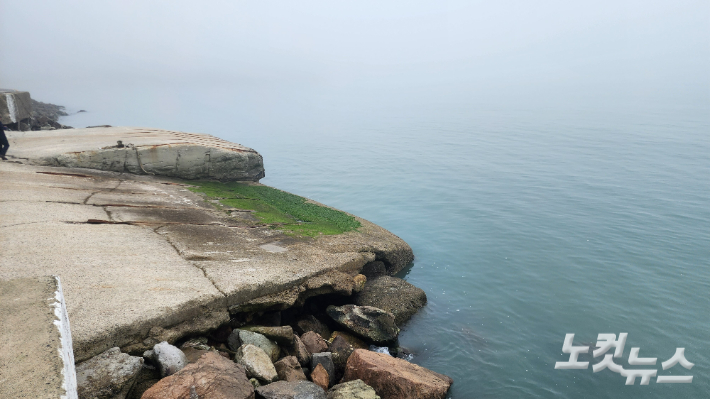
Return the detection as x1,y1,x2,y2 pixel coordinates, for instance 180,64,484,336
0,89,73,130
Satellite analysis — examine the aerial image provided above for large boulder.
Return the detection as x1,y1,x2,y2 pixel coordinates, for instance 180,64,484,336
353,277,427,326
326,305,399,344
255,381,327,399
75,347,143,399
234,344,278,383
241,325,294,346
234,329,280,362
327,379,380,399
342,350,452,399
141,351,254,399
274,356,307,382
147,342,187,378
301,331,329,355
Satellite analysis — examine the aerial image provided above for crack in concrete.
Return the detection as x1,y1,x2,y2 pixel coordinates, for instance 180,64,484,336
0,221,49,228
153,225,229,299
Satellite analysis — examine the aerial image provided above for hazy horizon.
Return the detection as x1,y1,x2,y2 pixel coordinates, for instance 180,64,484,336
1,1,708,114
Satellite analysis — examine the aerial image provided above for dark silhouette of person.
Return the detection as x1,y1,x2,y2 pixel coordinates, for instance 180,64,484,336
0,121,9,160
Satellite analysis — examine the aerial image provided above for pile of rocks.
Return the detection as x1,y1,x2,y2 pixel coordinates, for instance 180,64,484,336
74,272,452,399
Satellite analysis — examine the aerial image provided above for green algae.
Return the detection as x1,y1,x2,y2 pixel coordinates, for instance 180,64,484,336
189,181,361,237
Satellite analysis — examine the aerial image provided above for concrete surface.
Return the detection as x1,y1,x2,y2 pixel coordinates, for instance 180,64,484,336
6,127,265,181
0,276,78,399
0,129,413,364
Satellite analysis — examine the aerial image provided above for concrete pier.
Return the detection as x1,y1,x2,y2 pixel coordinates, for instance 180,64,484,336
0,128,413,365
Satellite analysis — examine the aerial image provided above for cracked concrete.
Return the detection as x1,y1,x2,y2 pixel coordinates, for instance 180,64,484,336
0,131,413,363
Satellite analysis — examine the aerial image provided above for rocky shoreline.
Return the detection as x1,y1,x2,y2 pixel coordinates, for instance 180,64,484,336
81,267,452,399
1,116,453,398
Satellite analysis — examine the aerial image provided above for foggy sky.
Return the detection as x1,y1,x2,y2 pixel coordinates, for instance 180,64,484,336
1,1,708,108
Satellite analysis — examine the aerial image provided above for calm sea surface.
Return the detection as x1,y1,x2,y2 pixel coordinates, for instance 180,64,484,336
60,87,709,398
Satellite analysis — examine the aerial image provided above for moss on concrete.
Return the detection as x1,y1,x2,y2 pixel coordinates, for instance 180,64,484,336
189,181,361,237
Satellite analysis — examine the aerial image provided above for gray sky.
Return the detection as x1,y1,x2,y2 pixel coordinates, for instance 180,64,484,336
1,0,708,108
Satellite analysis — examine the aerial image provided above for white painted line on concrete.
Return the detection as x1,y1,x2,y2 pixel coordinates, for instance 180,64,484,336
51,276,78,399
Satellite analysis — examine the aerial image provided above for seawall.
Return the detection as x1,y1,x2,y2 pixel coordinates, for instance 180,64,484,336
0,127,413,362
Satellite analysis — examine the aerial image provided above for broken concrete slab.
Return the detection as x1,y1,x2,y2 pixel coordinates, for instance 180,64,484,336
0,276,78,399
6,127,265,181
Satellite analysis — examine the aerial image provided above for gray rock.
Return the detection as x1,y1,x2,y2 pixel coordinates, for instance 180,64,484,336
274,356,308,382
237,329,280,362
150,341,187,377
76,347,143,399
360,261,387,279
327,379,380,399
353,276,427,326
256,380,327,399
312,352,336,387
242,325,294,345
293,334,312,367
228,328,242,351
326,305,400,344
328,335,355,381
234,344,278,383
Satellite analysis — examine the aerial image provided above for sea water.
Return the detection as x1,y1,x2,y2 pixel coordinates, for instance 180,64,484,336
60,86,709,398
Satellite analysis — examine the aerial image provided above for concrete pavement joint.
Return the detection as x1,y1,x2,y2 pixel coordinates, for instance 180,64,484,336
154,225,230,298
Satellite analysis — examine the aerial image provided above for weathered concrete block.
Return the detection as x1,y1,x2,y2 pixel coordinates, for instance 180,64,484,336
0,276,78,399
12,127,266,182
0,89,32,124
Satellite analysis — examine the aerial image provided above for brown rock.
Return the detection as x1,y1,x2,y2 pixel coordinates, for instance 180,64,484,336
274,356,307,382
301,331,328,355
296,315,331,340
293,335,312,367
141,351,254,399
311,363,330,392
181,347,210,364
342,349,452,399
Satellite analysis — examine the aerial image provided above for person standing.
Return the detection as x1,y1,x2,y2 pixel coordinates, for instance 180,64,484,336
0,121,9,160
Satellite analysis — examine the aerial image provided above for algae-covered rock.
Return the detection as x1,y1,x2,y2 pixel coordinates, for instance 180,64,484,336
326,305,399,344
353,276,426,326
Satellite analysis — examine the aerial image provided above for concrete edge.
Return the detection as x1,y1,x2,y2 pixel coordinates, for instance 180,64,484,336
53,276,78,399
